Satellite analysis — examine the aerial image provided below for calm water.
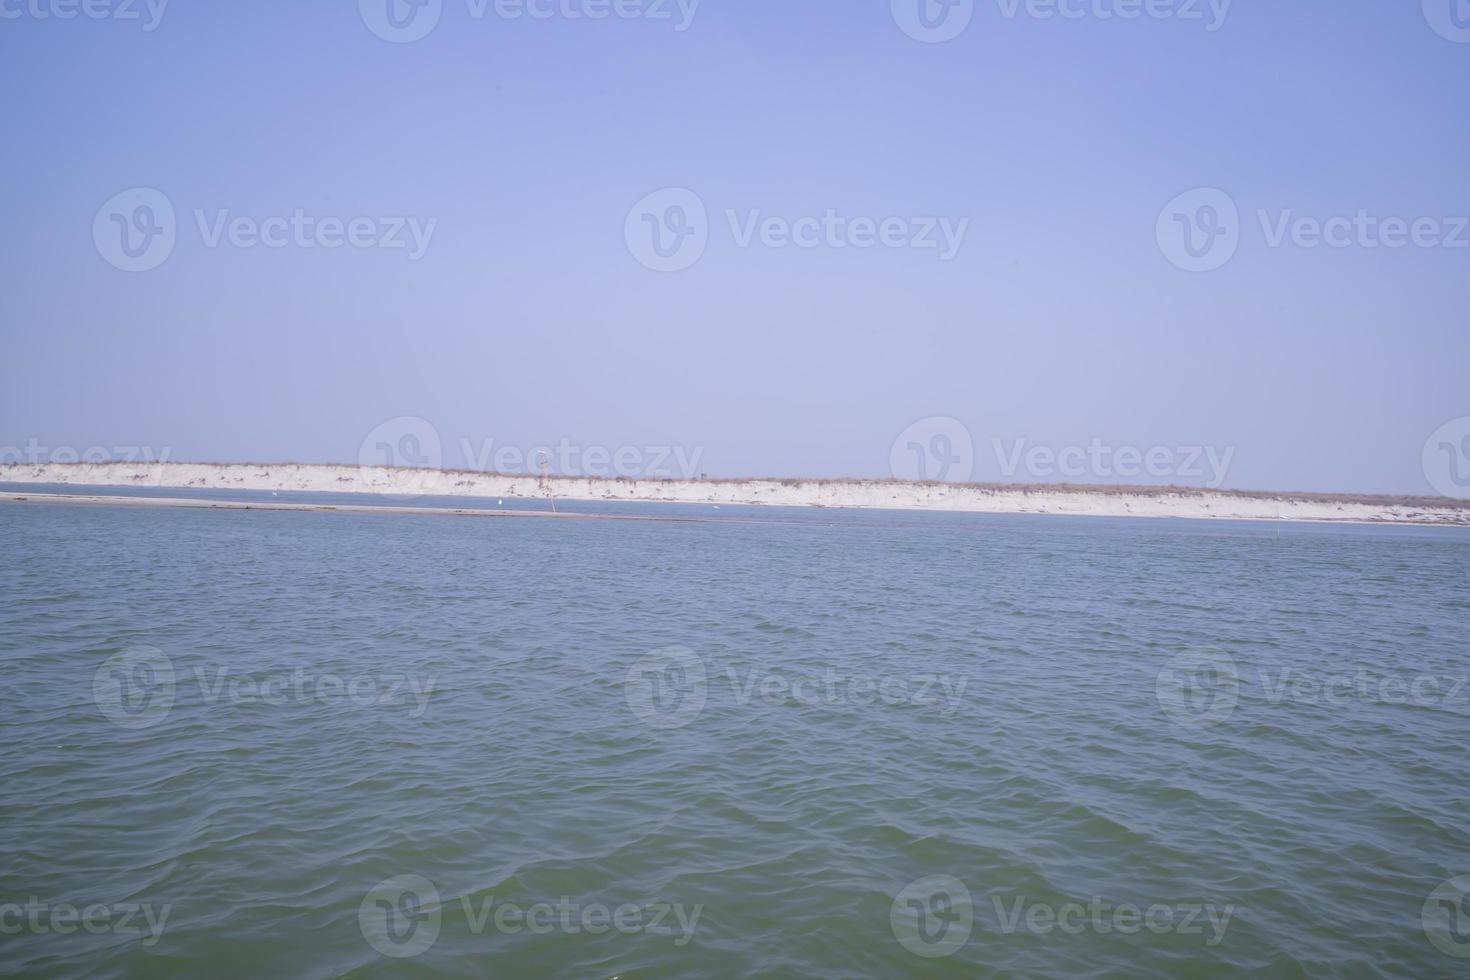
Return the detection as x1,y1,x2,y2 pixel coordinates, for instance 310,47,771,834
2,495,1468,978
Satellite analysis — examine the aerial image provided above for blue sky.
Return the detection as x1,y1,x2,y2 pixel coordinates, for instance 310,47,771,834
2,0,1467,494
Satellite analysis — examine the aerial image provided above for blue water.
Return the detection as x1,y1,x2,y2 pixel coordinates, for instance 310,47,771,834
2,494,1467,977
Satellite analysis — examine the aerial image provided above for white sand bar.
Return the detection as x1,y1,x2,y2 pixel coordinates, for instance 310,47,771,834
1,462,1467,527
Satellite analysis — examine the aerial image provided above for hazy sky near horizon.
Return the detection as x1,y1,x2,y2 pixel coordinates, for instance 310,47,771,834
2,0,1467,495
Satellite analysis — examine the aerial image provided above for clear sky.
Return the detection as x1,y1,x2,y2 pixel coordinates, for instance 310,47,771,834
2,0,1467,494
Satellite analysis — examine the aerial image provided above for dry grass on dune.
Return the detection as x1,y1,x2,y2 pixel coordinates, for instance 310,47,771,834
490,469,1470,509
147,462,1470,510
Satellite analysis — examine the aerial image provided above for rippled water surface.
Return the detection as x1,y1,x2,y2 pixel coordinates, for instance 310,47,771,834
2,496,1468,977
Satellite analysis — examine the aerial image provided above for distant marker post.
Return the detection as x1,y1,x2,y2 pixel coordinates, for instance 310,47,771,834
538,450,556,513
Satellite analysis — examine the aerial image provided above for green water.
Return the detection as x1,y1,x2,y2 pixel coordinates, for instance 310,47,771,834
2,497,1468,977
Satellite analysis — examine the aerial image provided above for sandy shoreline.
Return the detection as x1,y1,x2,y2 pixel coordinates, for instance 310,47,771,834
0,492,731,525
1,461,1467,527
